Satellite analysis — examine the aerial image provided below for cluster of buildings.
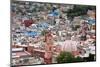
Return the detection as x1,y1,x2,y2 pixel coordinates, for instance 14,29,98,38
11,1,96,66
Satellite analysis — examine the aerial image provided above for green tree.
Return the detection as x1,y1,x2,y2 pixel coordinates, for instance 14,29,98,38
56,51,74,63
83,54,95,62
67,5,96,20
56,51,83,63
74,56,83,62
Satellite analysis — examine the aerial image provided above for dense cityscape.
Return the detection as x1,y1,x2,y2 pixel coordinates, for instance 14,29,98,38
11,1,96,66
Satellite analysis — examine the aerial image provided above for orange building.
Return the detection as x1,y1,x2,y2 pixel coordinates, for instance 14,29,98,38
44,32,53,64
